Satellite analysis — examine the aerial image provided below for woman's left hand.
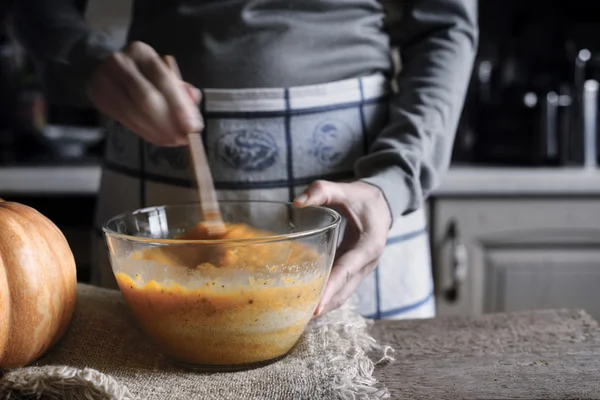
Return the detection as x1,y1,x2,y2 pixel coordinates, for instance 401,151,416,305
293,180,392,316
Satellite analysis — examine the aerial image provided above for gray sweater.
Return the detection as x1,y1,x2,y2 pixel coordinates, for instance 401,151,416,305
12,0,478,222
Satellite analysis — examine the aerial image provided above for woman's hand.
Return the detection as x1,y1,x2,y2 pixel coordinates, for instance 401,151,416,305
86,41,202,146
294,180,392,316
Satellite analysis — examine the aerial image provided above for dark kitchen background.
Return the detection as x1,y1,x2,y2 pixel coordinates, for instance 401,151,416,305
454,0,600,167
3,0,600,320
4,1,600,167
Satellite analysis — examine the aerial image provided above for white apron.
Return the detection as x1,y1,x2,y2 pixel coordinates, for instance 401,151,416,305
91,74,435,320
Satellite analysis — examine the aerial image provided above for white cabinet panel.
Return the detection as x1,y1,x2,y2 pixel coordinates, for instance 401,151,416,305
486,248,600,319
432,199,600,319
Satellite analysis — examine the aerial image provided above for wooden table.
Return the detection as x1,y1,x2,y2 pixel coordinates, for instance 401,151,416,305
371,309,600,399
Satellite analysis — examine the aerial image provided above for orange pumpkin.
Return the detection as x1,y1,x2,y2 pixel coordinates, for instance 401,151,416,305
0,199,77,368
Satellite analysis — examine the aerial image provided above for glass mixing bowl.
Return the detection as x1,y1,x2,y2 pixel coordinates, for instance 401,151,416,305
103,201,341,371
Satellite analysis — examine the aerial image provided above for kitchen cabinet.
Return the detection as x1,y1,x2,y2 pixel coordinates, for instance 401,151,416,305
431,198,600,320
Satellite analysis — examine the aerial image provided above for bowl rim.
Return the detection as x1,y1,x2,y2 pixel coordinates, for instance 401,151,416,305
102,200,342,246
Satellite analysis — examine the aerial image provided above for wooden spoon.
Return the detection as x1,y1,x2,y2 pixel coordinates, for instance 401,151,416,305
163,55,226,236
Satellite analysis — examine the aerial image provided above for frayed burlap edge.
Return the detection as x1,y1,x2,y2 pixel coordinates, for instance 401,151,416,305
0,366,135,400
313,300,395,399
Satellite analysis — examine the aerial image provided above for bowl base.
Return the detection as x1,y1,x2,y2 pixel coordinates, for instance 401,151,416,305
163,353,289,373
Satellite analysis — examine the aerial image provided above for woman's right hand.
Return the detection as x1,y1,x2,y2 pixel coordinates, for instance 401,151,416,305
86,41,202,147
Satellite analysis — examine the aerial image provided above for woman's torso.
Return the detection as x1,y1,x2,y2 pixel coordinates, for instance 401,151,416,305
127,0,393,88
93,1,435,320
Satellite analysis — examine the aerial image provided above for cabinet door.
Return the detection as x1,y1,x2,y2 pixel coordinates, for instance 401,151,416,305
486,247,600,318
432,199,600,319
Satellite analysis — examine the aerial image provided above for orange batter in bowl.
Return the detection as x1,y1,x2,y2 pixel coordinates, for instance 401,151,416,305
114,222,327,367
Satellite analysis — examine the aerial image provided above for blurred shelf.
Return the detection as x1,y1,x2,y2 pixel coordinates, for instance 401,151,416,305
0,165,101,195
2,164,600,197
436,166,600,197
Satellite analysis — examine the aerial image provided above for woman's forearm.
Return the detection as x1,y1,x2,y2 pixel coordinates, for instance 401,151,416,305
356,0,479,221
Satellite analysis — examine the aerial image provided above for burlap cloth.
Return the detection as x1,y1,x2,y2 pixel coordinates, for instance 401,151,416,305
0,284,394,400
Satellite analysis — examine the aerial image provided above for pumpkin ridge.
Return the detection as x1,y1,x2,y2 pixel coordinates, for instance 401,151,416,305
0,211,46,366
20,207,71,361
31,208,77,352
0,202,77,368
0,247,10,364
0,209,29,366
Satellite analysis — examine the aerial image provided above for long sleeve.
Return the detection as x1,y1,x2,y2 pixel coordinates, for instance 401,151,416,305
11,0,117,106
356,0,478,222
